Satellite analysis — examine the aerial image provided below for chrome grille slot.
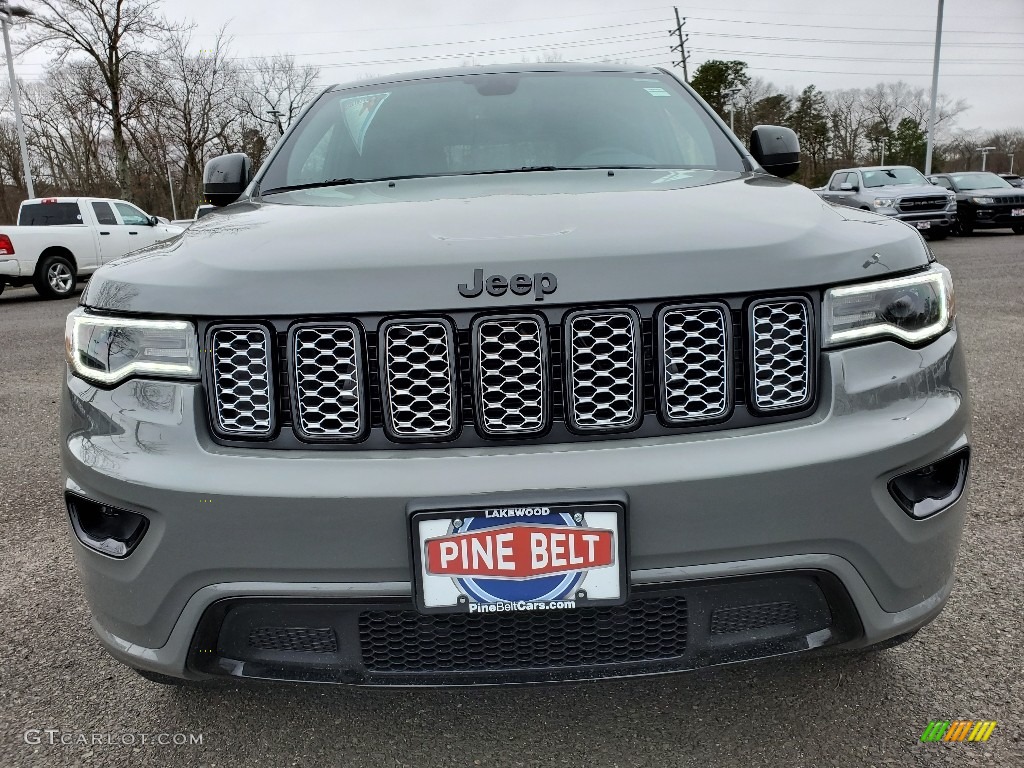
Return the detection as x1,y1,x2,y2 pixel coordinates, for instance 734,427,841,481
210,326,274,436
566,309,641,431
291,323,365,439
474,316,547,435
658,304,731,423
750,300,812,411
380,319,457,438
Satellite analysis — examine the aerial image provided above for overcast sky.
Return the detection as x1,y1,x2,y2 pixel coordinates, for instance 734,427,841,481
12,0,1024,132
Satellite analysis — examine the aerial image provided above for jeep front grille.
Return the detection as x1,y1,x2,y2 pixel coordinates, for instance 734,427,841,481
380,319,457,439
750,299,812,411
658,304,731,423
566,309,641,431
291,323,365,439
209,326,274,436
473,316,547,436
205,295,816,445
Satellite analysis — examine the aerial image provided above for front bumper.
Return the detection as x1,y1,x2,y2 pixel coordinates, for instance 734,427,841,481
61,328,971,683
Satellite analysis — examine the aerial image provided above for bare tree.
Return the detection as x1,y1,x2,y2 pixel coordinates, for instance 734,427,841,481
140,27,238,214
234,55,320,162
19,0,179,196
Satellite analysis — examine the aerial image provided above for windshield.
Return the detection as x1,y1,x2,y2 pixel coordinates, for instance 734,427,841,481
861,167,928,188
258,71,745,193
950,172,1012,191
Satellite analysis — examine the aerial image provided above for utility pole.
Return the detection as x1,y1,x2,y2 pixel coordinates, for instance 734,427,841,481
1,2,34,199
1009,153,1015,174
670,8,690,83
165,160,178,220
923,0,944,175
724,86,742,134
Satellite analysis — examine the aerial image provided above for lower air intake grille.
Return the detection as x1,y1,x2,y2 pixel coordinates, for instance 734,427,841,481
358,596,688,673
709,602,799,635
210,326,274,436
750,299,812,411
248,626,338,653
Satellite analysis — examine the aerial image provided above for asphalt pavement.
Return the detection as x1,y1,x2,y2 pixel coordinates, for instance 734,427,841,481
1,234,1022,768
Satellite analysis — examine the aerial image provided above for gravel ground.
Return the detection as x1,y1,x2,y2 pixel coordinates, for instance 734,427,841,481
1,234,1022,768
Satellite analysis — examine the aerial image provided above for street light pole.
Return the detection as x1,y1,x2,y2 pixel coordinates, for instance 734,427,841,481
165,160,178,220
923,0,944,176
976,146,996,172
1,2,35,199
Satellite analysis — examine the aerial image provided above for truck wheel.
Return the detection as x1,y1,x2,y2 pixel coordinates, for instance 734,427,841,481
34,254,77,299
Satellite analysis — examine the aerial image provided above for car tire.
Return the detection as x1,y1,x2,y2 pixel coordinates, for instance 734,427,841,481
0,281,4,296
1013,225,1024,235
955,220,974,236
34,253,77,299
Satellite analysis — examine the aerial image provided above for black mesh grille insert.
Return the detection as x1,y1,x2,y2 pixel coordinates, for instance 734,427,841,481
709,602,799,635
358,596,688,673
247,626,339,653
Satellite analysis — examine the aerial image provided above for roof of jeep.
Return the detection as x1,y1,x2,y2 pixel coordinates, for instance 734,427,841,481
330,63,667,91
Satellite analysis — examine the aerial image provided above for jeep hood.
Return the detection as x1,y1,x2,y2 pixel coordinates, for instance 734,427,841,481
82,170,931,315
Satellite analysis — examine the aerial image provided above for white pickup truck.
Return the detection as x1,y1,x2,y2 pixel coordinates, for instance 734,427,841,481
0,197,184,299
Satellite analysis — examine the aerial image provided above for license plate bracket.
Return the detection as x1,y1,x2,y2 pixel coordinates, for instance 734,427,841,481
410,502,628,615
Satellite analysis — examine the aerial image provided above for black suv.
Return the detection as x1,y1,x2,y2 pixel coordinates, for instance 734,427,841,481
929,171,1024,235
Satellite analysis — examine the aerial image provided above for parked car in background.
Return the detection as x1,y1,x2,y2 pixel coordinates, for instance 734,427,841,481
813,166,956,240
998,173,1023,189
928,172,1024,235
0,197,184,298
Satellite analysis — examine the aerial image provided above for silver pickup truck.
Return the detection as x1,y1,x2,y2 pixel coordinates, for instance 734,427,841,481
815,166,957,240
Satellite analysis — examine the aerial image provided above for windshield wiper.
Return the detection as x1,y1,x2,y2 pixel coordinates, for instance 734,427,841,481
260,178,366,195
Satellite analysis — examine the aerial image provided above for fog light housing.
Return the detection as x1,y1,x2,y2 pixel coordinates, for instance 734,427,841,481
888,447,970,519
65,492,149,557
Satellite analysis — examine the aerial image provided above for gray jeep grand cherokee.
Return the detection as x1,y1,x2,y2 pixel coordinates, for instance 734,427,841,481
61,65,970,686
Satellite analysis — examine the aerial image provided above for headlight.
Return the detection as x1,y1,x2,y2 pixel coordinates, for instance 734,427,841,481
971,196,994,205
65,308,199,385
823,265,954,347
872,198,898,208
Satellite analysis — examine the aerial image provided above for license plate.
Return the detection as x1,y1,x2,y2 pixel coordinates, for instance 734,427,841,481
915,221,931,229
411,502,627,614
1013,209,1024,216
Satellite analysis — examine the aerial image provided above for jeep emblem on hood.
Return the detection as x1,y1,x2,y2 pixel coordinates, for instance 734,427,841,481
458,269,558,301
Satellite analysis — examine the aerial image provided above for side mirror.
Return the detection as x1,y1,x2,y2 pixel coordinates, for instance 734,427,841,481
750,125,800,178
203,153,253,207
148,216,160,226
